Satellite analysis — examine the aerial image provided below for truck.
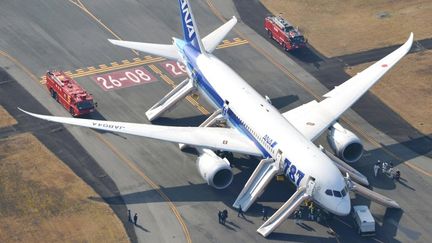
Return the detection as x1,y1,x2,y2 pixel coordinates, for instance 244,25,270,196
352,205,376,236
264,16,307,51
45,71,96,117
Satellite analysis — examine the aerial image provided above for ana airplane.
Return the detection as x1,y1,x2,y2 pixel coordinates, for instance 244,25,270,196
20,0,412,237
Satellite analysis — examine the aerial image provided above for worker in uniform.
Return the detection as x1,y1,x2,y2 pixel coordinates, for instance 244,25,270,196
262,206,268,220
374,161,381,177
237,205,245,218
133,213,138,226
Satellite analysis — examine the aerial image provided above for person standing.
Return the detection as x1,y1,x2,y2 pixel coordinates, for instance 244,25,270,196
293,210,299,224
128,210,132,222
237,205,245,218
262,206,268,220
374,161,380,177
133,213,138,226
218,211,222,224
309,202,315,221
223,209,228,224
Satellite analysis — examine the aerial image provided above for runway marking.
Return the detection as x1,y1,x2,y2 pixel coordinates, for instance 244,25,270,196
205,0,432,178
37,38,247,82
0,50,193,242
94,133,192,243
92,66,157,91
68,0,140,56
159,60,187,78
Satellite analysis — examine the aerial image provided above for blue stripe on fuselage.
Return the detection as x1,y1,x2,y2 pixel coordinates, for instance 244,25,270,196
183,45,271,158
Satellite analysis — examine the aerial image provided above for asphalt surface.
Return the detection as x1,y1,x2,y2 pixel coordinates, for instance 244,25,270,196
233,0,432,154
0,67,137,242
1,0,431,242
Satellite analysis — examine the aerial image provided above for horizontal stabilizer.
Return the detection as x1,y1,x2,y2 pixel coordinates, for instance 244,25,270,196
202,16,237,53
108,39,180,60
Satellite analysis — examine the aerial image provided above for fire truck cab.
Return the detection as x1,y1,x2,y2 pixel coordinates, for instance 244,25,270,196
264,16,306,51
45,71,95,117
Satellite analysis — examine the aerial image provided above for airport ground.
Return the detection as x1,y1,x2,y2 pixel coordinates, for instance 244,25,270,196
0,0,431,242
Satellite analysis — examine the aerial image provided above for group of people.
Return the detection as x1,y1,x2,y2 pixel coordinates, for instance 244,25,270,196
218,209,229,225
218,205,269,225
293,201,323,224
374,160,401,180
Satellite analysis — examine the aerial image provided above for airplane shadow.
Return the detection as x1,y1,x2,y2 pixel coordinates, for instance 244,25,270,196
270,95,299,111
89,154,294,209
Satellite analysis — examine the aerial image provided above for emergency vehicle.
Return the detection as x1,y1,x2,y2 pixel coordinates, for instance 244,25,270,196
264,16,306,51
45,71,95,116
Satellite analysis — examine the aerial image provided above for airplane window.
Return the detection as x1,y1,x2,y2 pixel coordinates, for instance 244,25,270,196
325,189,333,196
333,190,342,198
341,189,347,197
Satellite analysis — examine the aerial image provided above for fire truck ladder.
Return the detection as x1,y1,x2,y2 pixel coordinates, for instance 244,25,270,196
257,179,315,237
145,78,195,121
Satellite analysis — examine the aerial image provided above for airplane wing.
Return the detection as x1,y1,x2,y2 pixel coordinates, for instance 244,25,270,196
282,33,413,141
19,108,262,156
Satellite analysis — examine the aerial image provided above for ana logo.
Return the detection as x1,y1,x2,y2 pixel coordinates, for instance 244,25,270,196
180,0,195,39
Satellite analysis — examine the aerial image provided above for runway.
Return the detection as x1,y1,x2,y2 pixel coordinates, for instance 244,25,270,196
0,0,431,242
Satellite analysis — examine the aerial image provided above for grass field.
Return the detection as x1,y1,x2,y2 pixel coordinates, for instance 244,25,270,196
0,132,129,242
261,0,432,57
0,106,17,128
346,50,432,135
261,0,431,137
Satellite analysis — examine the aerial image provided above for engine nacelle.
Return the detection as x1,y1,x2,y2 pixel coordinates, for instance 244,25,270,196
327,123,363,163
196,150,233,189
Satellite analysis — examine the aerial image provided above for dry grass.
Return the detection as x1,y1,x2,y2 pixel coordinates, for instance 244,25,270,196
262,0,432,57
346,50,432,135
0,106,17,128
0,133,129,243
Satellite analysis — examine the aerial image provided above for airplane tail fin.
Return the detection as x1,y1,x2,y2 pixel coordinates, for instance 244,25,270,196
108,0,237,59
178,0,206,53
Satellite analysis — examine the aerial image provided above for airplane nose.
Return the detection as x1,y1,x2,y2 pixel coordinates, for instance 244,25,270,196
336,198,351,216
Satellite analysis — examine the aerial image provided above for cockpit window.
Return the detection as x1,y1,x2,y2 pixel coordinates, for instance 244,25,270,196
333,190,342,198
325,189,333,196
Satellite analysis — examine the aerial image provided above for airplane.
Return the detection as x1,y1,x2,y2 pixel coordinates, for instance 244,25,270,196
20,0,412,237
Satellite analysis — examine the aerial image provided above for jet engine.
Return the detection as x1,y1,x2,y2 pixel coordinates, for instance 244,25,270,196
196,149,233,189
327,123,363,163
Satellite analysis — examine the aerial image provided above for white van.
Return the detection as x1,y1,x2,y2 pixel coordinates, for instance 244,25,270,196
352,205,376,236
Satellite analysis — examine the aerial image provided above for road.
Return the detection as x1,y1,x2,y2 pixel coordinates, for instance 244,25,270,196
0,0,431,242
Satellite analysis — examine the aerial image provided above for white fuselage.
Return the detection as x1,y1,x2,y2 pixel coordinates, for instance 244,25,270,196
185,46,350,216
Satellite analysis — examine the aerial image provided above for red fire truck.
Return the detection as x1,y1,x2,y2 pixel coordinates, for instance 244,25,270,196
45,71,96,117
264,16,306,51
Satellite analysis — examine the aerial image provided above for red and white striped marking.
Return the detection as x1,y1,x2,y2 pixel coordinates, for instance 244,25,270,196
93,67,157,91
